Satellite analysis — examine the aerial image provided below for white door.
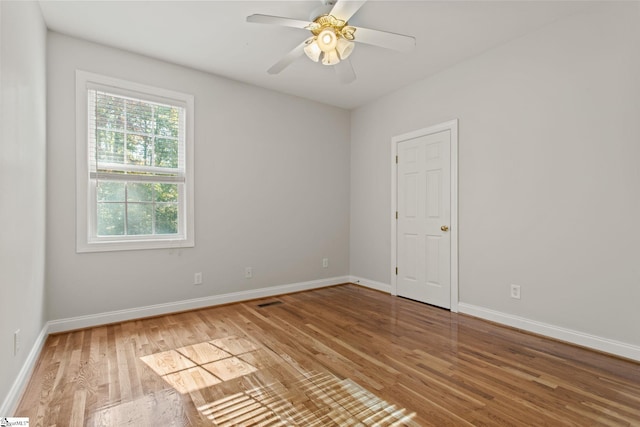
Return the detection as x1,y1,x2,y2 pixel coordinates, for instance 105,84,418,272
396,130,451,309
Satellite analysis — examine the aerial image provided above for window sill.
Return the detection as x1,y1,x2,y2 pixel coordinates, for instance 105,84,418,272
76,236,194,253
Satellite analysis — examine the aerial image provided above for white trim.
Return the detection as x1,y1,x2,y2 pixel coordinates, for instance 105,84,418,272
390,119,459,312
0,325,49,416
47,276,349,333
348,276,392,293
458,303,640,362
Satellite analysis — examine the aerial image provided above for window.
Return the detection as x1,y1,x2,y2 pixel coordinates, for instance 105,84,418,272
76,71,194,252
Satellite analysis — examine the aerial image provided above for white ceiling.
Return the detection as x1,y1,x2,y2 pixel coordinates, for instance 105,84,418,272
39,0,592,109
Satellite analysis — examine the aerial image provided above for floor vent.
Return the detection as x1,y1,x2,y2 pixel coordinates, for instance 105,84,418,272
256,300,283,308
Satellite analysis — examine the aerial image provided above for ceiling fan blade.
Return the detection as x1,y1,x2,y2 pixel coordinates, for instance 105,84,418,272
334,59,357,84
267,40,307,75
352,26,415,52
247,14,313,30
329,0,368,22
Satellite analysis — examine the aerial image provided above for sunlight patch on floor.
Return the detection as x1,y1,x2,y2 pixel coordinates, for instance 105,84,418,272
197,371,419,426
140,335,258,394
141,335,418,425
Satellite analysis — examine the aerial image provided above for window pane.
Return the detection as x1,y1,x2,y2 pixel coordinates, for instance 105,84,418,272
97,203,125,235
126,134,153,166
155,183,178,202
127,183,153,202
155,105,179,138
96,93,124,130
155,138,178,168
97,181,125,202
97,130,125,164
155,204,178,234
126,99,154,134
127,203,153,235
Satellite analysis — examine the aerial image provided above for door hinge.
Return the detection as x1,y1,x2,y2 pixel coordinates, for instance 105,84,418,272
395,211,398,219
395,267,398,275
395,155,398,164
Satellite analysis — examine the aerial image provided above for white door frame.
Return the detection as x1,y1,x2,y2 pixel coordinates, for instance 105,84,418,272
391,119,459,312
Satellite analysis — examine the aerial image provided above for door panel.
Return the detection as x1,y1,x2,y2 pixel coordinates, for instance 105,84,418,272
426,170,441,218
404,233,418,280
397,130,451,308
405,173,418,218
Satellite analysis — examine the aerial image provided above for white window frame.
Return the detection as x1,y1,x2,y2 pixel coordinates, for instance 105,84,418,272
76,71,195,252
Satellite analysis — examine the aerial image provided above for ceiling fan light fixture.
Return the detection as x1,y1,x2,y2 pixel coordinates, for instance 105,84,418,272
316,28,338,52
322,49,340,66
304,39,322,62
336,37,354,60
248,0,416,81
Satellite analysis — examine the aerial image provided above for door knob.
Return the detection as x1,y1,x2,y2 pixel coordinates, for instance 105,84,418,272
441,225,449,232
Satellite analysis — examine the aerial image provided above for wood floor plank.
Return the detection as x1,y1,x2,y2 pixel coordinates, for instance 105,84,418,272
15,284,640,426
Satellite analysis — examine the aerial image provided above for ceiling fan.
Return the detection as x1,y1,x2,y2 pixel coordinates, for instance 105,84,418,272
247,0,416,84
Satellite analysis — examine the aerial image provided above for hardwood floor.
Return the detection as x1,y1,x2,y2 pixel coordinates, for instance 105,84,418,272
16,284,640,426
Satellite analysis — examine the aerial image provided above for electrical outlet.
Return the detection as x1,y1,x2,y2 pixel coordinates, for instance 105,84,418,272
322,258,329,268
194,272,203,285
14,329,20,356
510,284,521,300
245,267,253,279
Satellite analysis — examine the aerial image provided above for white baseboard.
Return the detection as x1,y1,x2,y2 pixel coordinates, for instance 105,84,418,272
458,303,640,362
47,276,350,334
0,324,49,416
348,276,391,293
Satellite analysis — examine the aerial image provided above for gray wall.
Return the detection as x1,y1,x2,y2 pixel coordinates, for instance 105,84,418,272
46,33,351,320
0,0,47,412
350,4,640,346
